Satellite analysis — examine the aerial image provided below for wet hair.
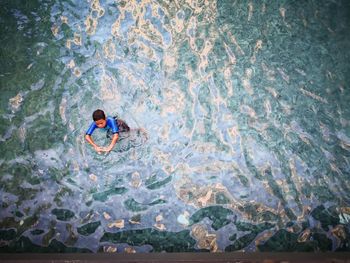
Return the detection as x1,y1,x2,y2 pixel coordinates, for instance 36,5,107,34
92,109,106,121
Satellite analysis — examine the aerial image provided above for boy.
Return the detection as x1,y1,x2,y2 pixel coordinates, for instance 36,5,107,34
85,109,129,154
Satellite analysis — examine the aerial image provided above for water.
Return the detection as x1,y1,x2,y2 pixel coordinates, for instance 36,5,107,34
0,0,350,253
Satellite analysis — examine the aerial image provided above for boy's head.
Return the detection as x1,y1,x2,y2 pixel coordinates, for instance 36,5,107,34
92,109,106,128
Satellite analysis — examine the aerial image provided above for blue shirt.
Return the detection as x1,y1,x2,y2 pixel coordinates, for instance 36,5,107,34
86,117,119,135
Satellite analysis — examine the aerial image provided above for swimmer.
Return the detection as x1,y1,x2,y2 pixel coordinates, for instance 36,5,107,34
85,109,129,154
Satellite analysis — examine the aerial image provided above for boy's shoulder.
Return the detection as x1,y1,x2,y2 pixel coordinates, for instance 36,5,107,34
107,116,115,122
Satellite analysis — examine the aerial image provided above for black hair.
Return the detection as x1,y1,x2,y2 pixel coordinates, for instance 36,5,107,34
92,109,106,121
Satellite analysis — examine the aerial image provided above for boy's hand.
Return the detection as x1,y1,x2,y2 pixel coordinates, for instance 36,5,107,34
101,146,113,154
86,135,105,154
94,146,104,154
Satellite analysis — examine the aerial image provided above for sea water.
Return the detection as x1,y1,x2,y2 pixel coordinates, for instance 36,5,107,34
0,0,350,252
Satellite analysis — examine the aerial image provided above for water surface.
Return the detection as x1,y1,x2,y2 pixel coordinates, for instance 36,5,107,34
1,0,350,253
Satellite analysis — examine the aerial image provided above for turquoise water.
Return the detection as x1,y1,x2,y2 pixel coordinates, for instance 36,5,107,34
0,0,350,253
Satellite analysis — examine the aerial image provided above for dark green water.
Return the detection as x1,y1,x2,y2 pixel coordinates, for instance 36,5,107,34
0,0,350,253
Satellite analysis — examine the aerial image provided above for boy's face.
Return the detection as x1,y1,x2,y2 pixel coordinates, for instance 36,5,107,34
95,118,107,128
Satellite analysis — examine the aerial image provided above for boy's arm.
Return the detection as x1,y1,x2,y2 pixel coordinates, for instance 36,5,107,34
85,134,103,152
104,133,119,152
